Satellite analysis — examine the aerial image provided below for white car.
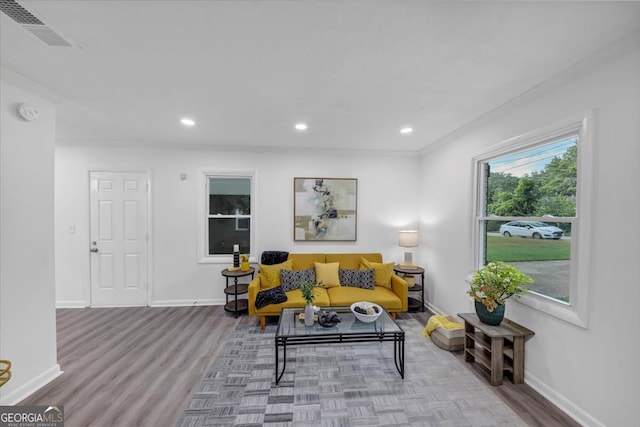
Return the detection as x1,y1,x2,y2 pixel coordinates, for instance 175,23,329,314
499,221,563,240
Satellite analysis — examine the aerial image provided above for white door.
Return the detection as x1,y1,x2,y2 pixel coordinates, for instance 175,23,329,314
89,171,149,306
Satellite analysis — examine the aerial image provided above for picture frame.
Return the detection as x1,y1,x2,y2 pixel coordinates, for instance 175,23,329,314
293,177,357,241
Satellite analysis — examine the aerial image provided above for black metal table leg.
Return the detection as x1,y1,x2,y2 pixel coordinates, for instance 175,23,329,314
275,338,287,385
393,333,405,378
233,276,238,318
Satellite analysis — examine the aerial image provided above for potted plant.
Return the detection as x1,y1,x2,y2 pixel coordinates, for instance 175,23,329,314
300,279,318,326
468,261,533,325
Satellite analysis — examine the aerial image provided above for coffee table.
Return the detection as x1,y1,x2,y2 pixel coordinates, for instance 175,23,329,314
274,307,405,385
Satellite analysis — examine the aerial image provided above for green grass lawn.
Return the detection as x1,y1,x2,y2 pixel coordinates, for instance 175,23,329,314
486,235,570,262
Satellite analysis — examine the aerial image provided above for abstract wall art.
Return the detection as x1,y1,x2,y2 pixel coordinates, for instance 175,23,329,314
293,177,357,241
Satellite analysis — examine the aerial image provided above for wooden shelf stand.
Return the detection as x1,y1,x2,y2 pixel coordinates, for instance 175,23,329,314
457,312,534,386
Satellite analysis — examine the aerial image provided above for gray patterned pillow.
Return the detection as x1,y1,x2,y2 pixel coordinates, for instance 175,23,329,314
339,268,375,289
280,268,316,292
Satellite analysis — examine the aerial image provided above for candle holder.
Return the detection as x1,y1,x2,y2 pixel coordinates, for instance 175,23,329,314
233,244,240,268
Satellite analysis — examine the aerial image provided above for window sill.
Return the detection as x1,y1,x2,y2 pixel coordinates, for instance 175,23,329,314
198,255,257,265
517,292,587,329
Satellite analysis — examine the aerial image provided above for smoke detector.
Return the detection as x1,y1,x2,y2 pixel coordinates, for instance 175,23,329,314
17,103,39,121
0,0,76,47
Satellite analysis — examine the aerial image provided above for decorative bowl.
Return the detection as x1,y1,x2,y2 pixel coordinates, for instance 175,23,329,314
350,302,383,323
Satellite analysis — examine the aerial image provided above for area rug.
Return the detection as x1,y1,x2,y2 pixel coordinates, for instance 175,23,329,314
175,318,527,427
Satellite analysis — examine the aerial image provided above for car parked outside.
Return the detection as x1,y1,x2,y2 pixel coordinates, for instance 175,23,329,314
499,221,564,240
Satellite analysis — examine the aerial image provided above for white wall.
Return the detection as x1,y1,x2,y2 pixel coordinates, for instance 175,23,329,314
0,81,60,404
55,146,420,307
419,44,640,426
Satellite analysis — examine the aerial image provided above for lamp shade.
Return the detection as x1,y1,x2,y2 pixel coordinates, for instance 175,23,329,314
398,230,418,247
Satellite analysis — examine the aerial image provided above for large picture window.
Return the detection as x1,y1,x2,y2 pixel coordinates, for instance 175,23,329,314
198,170,255,262
473,117,593,327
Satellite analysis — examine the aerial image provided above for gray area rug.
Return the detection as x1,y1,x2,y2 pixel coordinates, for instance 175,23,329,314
176,318,526,427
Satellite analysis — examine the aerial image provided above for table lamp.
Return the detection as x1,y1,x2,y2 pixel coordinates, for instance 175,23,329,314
398,230,418,266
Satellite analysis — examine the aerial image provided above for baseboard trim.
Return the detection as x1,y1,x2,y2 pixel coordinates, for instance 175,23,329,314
150,299,225,307
56,300,88,308
55,299,228,308
0,364,63,405
524,371,605,427
424,301,445,315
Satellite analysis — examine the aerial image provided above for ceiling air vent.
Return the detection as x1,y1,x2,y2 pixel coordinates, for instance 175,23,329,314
0,0,75,47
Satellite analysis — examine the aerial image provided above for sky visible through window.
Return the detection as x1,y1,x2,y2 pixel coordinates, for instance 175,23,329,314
490,137,577,177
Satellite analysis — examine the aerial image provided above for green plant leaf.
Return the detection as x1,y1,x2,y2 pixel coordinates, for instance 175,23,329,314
468,261,533,311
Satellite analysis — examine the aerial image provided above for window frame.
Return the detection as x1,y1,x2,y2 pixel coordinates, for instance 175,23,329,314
471,115,594,328
197,169,257,264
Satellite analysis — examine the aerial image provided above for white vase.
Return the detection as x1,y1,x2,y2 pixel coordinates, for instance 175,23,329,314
304,303,314,326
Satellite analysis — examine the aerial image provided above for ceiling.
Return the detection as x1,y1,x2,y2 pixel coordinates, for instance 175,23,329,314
2,1,639,152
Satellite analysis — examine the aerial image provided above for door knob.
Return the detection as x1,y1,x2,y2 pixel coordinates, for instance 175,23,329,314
90,247,99,253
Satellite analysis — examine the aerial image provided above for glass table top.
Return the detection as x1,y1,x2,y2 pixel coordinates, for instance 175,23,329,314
276,307,404,337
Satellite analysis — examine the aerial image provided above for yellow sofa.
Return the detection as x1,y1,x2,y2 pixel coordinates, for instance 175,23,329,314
248,253,408,329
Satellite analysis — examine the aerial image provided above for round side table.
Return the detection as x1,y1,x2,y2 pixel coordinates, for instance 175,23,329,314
394,265,425,312
222,267,255,317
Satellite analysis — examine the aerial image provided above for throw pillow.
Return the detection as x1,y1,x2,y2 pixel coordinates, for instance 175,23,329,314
280,268,316,292
314,262,341,288
260,251,289,265
360,258,394,289
255,286,287,309
259,259,293,289
339,268,375,290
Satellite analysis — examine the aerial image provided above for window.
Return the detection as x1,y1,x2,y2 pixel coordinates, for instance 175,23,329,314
473,116,593,327
198,170,255,262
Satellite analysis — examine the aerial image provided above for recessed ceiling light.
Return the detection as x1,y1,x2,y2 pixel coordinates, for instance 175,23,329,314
180,118,195,126
295,123,308,131
400,127,413,134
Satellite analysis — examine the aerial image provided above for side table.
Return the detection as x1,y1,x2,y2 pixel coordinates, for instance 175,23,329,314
393,265,425,312
222,267,255,317
457,312,534,385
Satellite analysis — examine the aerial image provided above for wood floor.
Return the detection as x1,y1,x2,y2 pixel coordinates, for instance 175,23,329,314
20,306,580,427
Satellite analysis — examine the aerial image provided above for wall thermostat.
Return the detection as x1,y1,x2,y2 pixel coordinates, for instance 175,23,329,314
17,103,40,121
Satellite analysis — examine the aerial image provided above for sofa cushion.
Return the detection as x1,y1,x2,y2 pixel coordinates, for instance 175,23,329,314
259,259,293,289
360,258,394,289
326,253,382,269
327,286,403,311
288,253,326,270
280,268,315,292
254,287,331,314
339,268,375,289
315,262,340,288
255,286,287,309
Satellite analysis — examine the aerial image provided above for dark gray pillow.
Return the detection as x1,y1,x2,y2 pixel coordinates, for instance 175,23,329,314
339,268,375,289
280,268,316,292
260,251,289,265
255,286,287,309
